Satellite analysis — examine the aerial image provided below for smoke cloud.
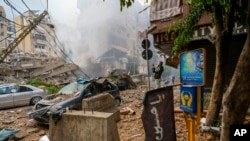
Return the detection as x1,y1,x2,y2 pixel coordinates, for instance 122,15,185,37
54,0,150,77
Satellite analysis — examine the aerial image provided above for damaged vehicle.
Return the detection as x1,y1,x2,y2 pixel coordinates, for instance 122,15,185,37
109,69,137,90
28,78,121,125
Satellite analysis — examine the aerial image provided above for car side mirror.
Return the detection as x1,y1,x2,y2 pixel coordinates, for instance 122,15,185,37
11,89,17,93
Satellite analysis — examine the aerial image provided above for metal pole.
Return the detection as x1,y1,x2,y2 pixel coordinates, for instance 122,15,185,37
146,32,151,90
196,86,201,131
47,0,48,12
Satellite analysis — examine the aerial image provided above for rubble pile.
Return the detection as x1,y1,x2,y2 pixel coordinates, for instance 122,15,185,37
42,93,75,104
0,84,219,141
0,53,78,85
0,107,48,141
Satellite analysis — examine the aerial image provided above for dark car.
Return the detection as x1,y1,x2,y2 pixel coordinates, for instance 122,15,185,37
28,78,121,125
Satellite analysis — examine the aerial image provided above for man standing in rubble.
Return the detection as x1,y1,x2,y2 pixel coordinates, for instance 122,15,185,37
152,61,164,89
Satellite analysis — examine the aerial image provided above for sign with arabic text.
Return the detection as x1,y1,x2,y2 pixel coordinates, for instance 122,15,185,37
180,48,206,85
141,87,176,141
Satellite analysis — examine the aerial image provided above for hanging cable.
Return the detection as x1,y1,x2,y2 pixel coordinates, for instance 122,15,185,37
43,35,79,78
0,25,27,42
3,0,90,79
0,15,25,27
4,0,36,25
4,0,26,17
21,0,32,12
43,25,90,79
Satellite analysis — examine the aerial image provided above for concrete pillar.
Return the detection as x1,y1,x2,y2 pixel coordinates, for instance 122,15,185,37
49,111,120,141
82,93,120,121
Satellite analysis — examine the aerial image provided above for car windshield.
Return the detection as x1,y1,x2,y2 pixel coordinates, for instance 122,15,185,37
57,82,87,94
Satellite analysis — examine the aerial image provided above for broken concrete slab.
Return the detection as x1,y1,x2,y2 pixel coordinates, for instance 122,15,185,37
82,93,120,121
27,128,39,134
49,111,120,141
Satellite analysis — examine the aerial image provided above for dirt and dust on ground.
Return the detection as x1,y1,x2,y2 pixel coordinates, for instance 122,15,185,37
0,84,219,141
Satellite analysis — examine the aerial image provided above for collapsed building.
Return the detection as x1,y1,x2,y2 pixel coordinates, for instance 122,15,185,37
0,6,79,85
0,52,78,85
76,0,151,76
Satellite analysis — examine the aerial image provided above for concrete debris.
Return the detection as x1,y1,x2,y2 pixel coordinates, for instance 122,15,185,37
109,70,137,90
130,134,142,138
26,128,39,134
0,53,78,85
26,119,37,127
2,119,15,124
120,107,135,115
39,135,50,141
0,84,224,140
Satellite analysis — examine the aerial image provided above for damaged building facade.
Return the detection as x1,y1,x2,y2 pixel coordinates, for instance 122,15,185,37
76,0,150,76
0,6,15,49
0,6,79,85
149,0,246,88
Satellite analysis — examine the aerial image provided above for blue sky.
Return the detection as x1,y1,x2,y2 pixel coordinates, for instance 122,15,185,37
0,0,79,27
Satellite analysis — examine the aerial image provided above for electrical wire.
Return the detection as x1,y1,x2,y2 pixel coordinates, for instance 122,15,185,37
43,25,90,79
4,0,34,25
7,0,27,12
0,15,25,27
53,32,91,79
0,25,27,42
4,0,26,17
21,0,32,12
39,0,46,10
32,25,79,78
10,4,16,26
40,32,79,79
3,0,90,79
21,0,51,28
10,0,80,78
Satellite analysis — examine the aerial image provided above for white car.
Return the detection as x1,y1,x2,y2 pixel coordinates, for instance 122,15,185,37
0,84,48,109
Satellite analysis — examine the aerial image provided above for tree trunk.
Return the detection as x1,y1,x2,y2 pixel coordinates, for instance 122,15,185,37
205,42,227,125
206,4,229,126
221,2,250,141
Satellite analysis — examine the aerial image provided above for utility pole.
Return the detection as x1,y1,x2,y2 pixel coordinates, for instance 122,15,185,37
139,5,157,91
145,31,151,90
47,0,48,12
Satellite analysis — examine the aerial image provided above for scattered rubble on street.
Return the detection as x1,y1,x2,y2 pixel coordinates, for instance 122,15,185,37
0,84,234,141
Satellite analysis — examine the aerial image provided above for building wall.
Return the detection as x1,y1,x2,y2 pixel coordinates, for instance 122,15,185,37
6,21,15,46
76,0,149,73
188,34,245,88
15,15,26,52
149,0,245,89
14,11,56,57
0,6,7,49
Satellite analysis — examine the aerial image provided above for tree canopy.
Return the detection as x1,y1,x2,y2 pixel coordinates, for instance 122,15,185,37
167,0,247,54
118,0,149,11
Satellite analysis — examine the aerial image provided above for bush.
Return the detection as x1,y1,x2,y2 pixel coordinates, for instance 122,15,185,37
26,78,59,94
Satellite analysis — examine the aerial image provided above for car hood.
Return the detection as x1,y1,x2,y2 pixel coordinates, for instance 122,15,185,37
37,93,77,105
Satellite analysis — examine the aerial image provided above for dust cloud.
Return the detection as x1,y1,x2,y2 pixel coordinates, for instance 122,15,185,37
57,0,149,77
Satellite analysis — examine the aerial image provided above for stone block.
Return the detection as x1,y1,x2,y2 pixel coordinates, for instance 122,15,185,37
49,111,120,141
82,93,120,121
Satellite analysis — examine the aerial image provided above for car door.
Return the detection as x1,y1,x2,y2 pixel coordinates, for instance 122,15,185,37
13,85,33,106
0,86,14,109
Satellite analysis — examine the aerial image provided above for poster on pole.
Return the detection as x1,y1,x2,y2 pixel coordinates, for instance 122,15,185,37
180,48,206,86
179,86,204,114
